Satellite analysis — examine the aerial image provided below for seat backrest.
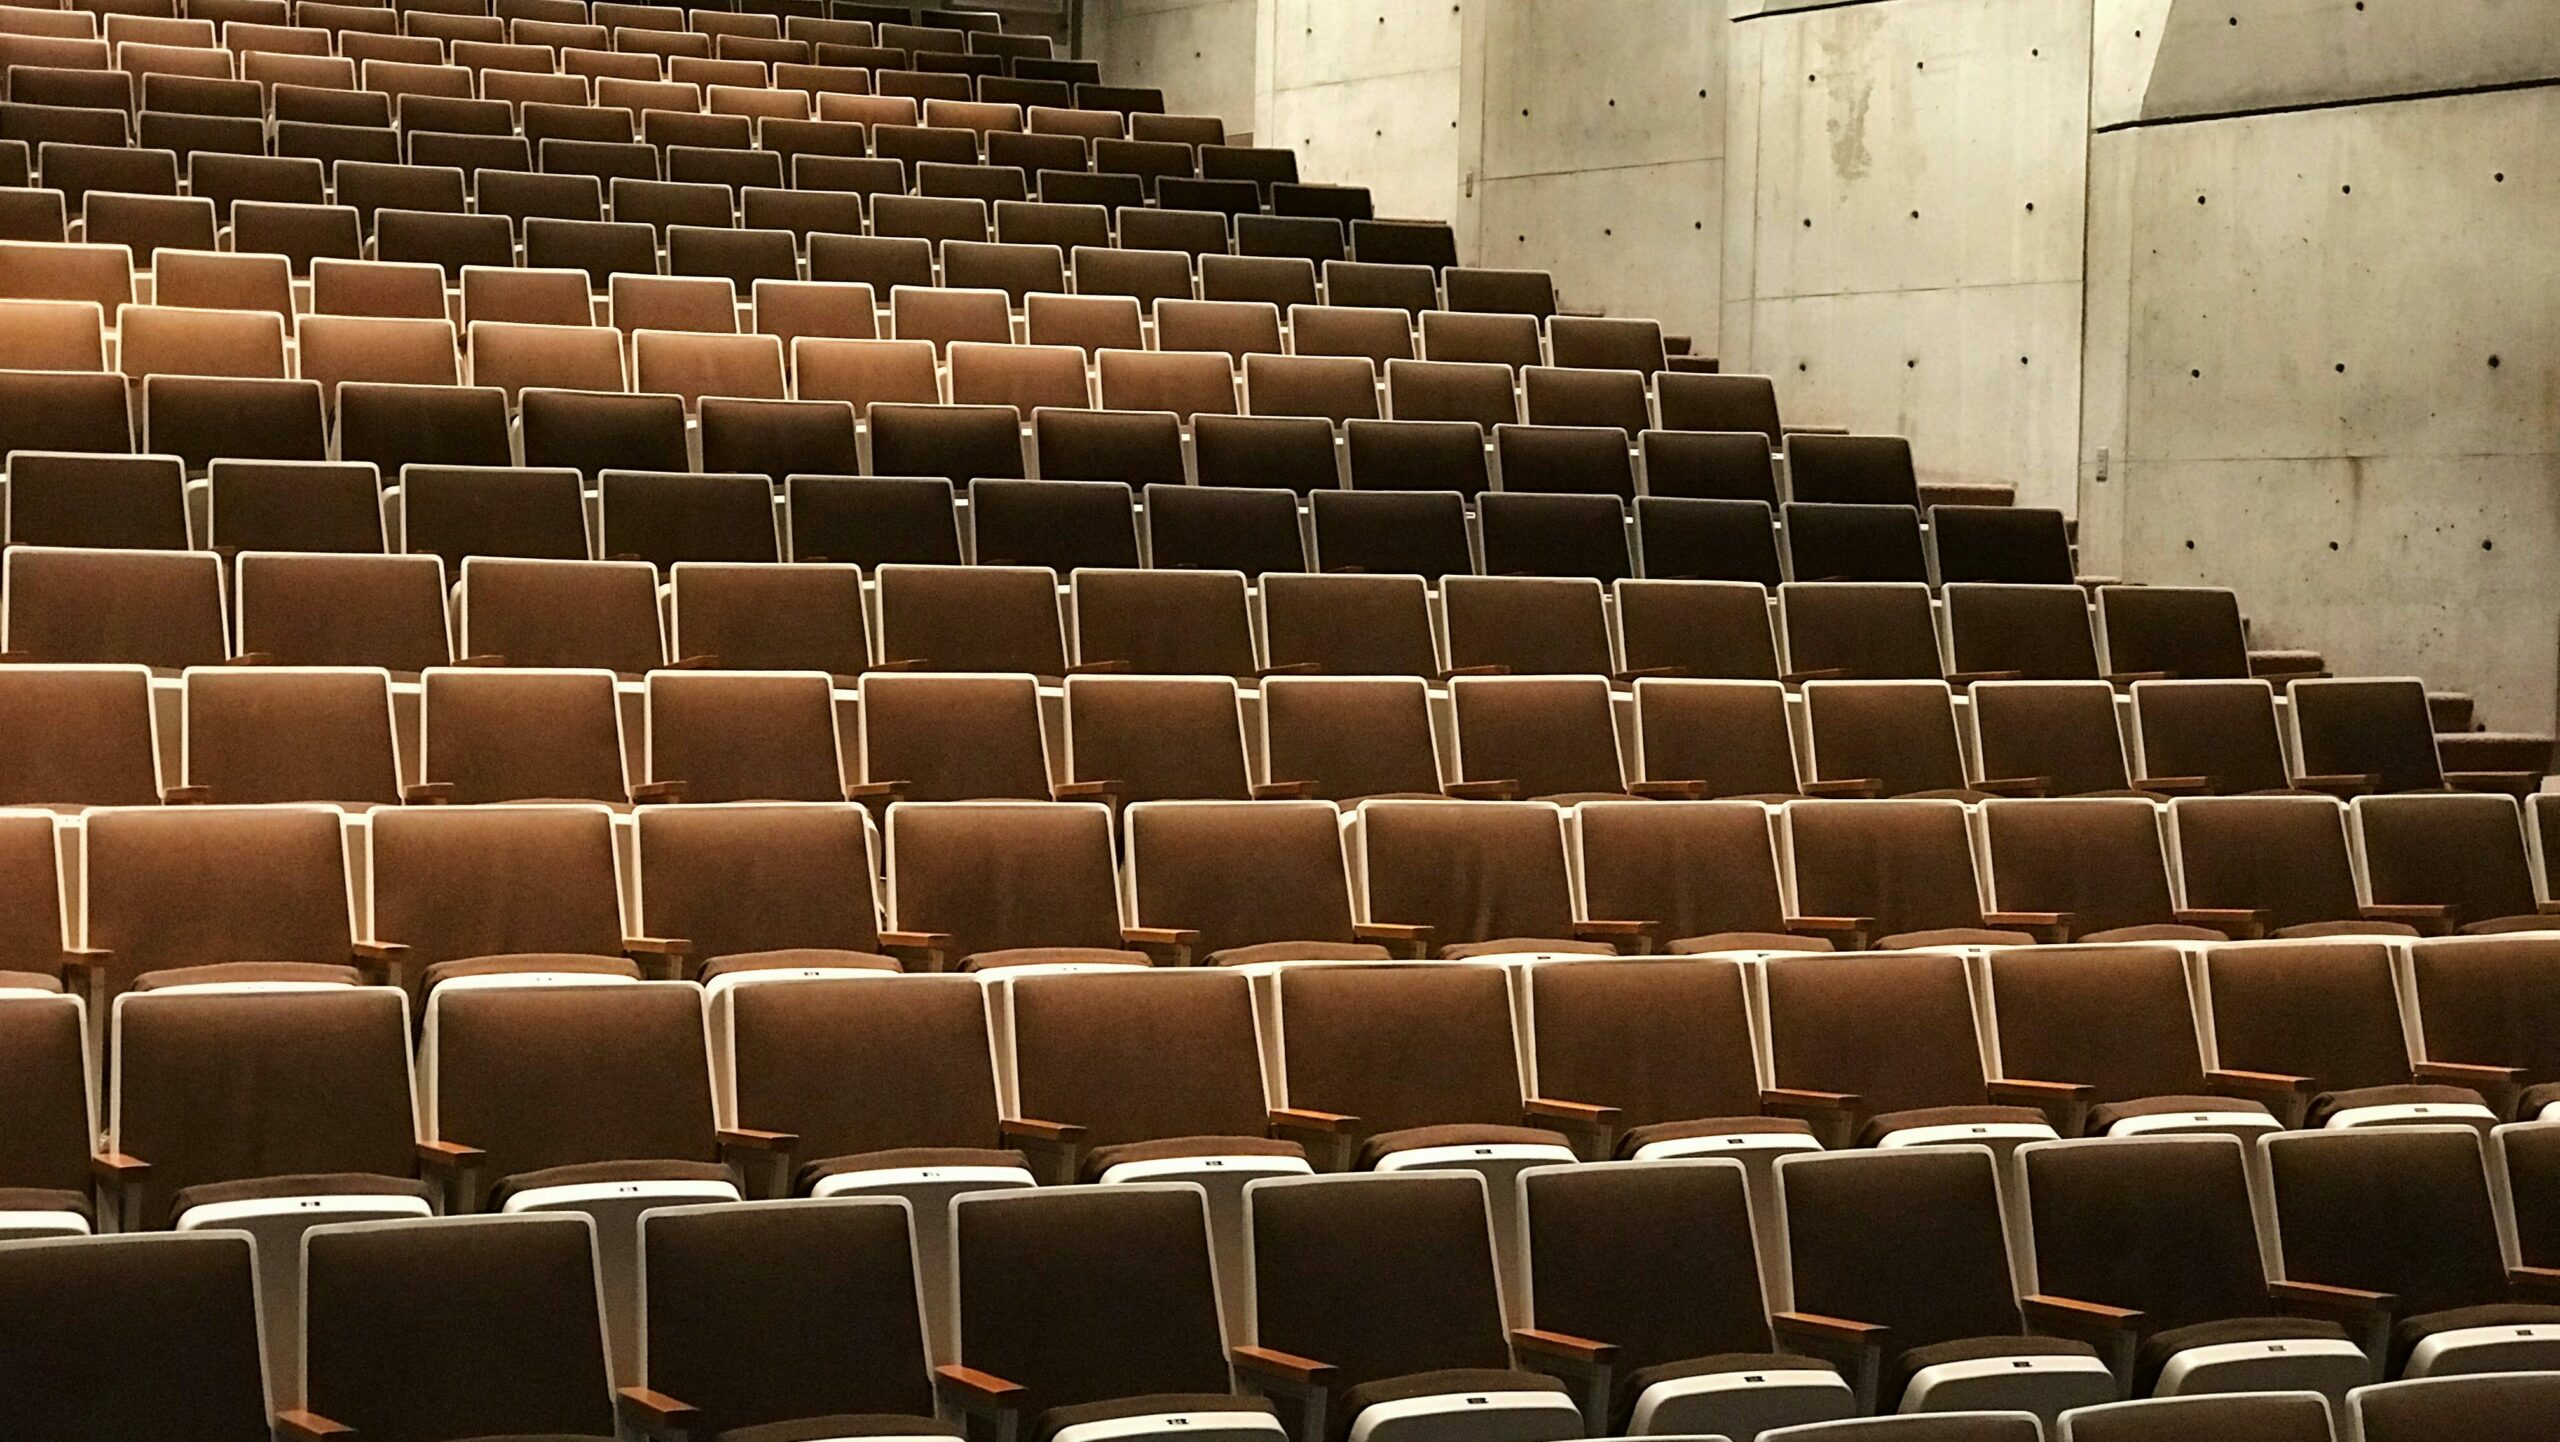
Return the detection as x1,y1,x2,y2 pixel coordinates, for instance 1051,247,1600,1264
1783,798,1991,942
83,804,352,986
1616,580,1780,680
1009,967,1273,1144
1476,490,1631,580
2351,1374,2560,1442
1357,800,1578,953
1574,800,1791,946
1763,948,1990,1114
2201,938,2415,1093
874,403,1029,485
1942,583,2100,681
2130,679,2291,794
1783,432,1919,507
1063,675,1251,803
856,672,1051,802
0,664,161,807
1654,372,1781,444
421,668,630,806
0,1231,271,1441
2407,933,2560,1086
3,545,226,670
638,804,879,970
2354,792,2540,925
1527,952,1765,1125
670,563,869,679
2290,677,2446,793
1069,568,1255,677
645,670,843,804
874,563,1067,676
1634,678,1804,798
1638,431,1780,503
1143,482,1308,577
1522,1160,1773,1367
1277,961,1525,1128
459,556,665,674
2097,585,2250,679
1986,943,2212,1103
1247,1172,1511,1385
2266,1126,2511,1315
727,970,1001,1153
182,665,402,806
1929,505,2076,585
953,1186,1232,1410
304,1213,613,1442
887,801,1123,962
1256,572,1436,678
1802,679,1970,796
1970,680,2132,796
206,462,385,555
1388,357,1518,428
2025,1136,2270,1328
1779,581,1943,680
1979,798,2179,938
1781,1146,2020,1346
1257,676,1444,804
1309,488,1473,581
369,804,626,967
1124,799,1360,957
1449,675,1626,799
1440,575,1613,676
0,989,92,1195
2059,1393,2335,1442
1346,416,1489,497
2168,795,2364,930
1783,500,1929,583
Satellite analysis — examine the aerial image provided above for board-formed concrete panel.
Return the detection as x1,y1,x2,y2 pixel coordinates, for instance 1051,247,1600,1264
1476,159,1723,346
1477,0,1721,181
1087,0,1258,133
2120,0,2560,127
1258,0,1465,224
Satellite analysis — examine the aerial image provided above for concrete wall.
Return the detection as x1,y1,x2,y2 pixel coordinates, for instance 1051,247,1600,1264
1083,0,1259,137
1253,0,1467,225
1722,0,2092,508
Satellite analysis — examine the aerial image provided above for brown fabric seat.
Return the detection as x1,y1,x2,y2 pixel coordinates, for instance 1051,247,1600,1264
2389,1303,2560,1376
1858,1105,2053,1146
796,1149,1030,1193
1616,1116,1813,1156
420,955,643,992
697,950,902,981
958,947,1152,973
2084,1095,2274,1132
1206,941,1392,967
1888,1335,2098,1402
2078,923,2231,944
170,1172,432,1219
0,1186,88,1220
1439,937,1617,960
2517,1081,2560,1119
2457,914,2560,936
2134,1316,2350,1397
2274,918,2420,939
2304,1082,2488,1128
1035,1395,1277,1442
0,971,61,993
1878,926,2038,950
132,961,362,990
1357,1124,1570,1169
1080,1136,1306,1182
1338,1370,1564,1421
718,1416,960,1442
1667,931,1834,954
491,1159,736,1206
1614,1355,1832,1428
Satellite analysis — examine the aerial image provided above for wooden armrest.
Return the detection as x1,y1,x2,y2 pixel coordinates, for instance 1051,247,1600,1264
2105,672,2172,686
1983,910,2074,943
1523,1097,1621,1161
2175,908,2267,940
455,652,507,667
1435,665,1510,680
400,782,455,805
843,780,909,801
1780,668,1850,685
1986,1078,2095,1136
2449,771,2547,799
1252,780,1322,801
91,1151,149,1184
1442,778,1519,800
998,1116,1084,1187
414,1139,484,1171
224,651,278,667
1270,1107,1358,1134
2540,900,2560,917
2364,903,2458,936
1573,918,1658,953
616,1385,699,1440
1945,670,2026,685
2512,1266,2560,1304
621,935,692,980
935,1363,1029,1407
1051,780,1121,802
1628,779,1705,800
999,1118,1085,1144
715,1126,798,1153
1352,922,1434,959
2136,776,2214,797
867,657,930,672
1255,662,1323,678
629,780,688,803
161,784,214,804
277,1409,358,1440
1510,1328,1616,1364
2293,772,2379,799
1232,1344,1337,1386
668,653,720,671
1066,660,1132,675
1785,915,1872,949
1270,1107,1360,1171
2210,1069,2315,1128
1971,776,2051,799
2269,1278,2398,1321
1762,1087,1861,1148
878,930,951,972
2022,1294,2141,1328
57,947,112,995
1120,927,1198,967
2413,1061,2527,1087
1761,1087,1859,1112
1799,778,1881,799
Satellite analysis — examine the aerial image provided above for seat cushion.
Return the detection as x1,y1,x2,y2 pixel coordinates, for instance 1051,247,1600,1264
1878,927,2039,950
170,1172,434,1221
957,946,1153,972
1034,1394,1276,1442
422,953,643,991
1438,937,1617,960
133,961,363,989
797,1147,1030,1193
2389,1302,2560,1376
0,970,62,993
1888,1334,2099,1408
1339,1368,1567,1435
1616,1352,1835,1429
2078,923,2233,944
1206,940,1393,967
2456,915,2560,937
2086,1094,2275,1135
1530,791,1644,807
490,1158,737,1208
1358,1124,1572,1169
2517,1081,2560,1120
1617,1115,1815,1157
2134,1315,2351,1396
2270,919,2420,940
718,1415,962,1442
1080,1135,1306,1181
699,948,903,981
2304,1083,2487,1129
0,1186,89,1222
1859,1104,2054,1147
1668,931,1834,955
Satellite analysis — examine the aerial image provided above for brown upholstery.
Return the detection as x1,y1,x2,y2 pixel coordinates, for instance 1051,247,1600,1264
423,668,630,805
4,546,227,671
640,1200,938,1436
726,974,1003,1161
431,979,719,1201
1451,677,1628,800
234,552,451,675
970,478,1139,573
647,671,844,804
1308,489,1473,581
84,805,351,995
2292,679,2449,793
1277,964,1527,1135
1763,951,1997,1118
1630,497,1782,585
1486,491,1635,580
461,557,665,675
400,464,592,570
183,667,400,806
1802,681,1977,797
1784,799,1999,941
1528,957,1766,1128
2171,796,2374,932
1636,680,1808,798
1259,677,1445,803
1782,433,1919,508
1781,583,1943,681
1126,800,1363,956
858,673,1053,802
1653,374,1779,444
2099,587,2251,681
2502,1122,2560,1268
5,452,187,549
1942,584,2102,681
1035,409,1186,487
638,804,884,964
671,564,871,679
1258,573,1438,678
875,564,1066,677
1357,801,1579,952
1639,430,1778,501
1071,569,1256,678
2270,1128,2520,1323
2354,1373,2560,1442
1385,358,1516,428
888,803,1124,963
0,664,161,808
2206,940,2430,1096
1441,576,1612,677
115,985,416,1227
2409,935,2560,1098
1970,682,2134,796
2131,680,2291,795
304,1214,616,1442
699,398,861,482
953,1187,1236,1413
1980,799,2190,938
600,470,782,568
2359,794,2546,929
1985,947,2226,1114
1065,676,1252,803
0,1231,272,1441
1010,969,1276,1148
370,805,627,969
1345,417,1487,498
0,994,91,1199
1929,506,2076,586
1783,502,1928,584
787,477,963,569
2026,1137,2287,1337
1785,1148,2031,1363
1143,484,1308,578
2063,1393,2334,1442
1576,802,1795,947
1772,1416,2040,1442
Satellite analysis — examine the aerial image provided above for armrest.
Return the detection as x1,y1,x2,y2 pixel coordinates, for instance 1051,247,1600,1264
1761,1087,1863,1150
1573,918,1658,954
2174,908,2267,941
2363,903,2457,937
2448,771,2547,800
224,651,278,667
1066,660,1132,675
668,653,720,671
1799,778,1882,799
1120,926,1198,967
1352,922,1434,960
2207,1069,2318,1129
622,935,694,980
1435,665,1510,681
2512,1266,2560,1304
1628,779,1706,800
415,1139,483,1215
616,1385,700,1442
399,782,455,805
1985,1078,2095,1137
1982,910,2074,944
1970,776,2051,800
455,652,507,667
2540,900,2560,917
276,1410,358,1441
878,930,952,973
1050,780,1121,803
1441,779,1519,801
161,784,214,805
91,1150,148,1232
1509,1329,1615,1434
998,1117,1086,1186
1522,1097,1621,1162
1255,662,1323,679
716,1127,799,1200
2414,1060,2527,1115
629,780,688,804
350,940,410,990
935,1364,1029,1442
2105,672,2172,686
2020,1294,2145,1384
2293,772,2379,800
1780,668,1850,685
1769,1312,1887,1413
1945,670,2026,686
1269,1107,1361,1173
58,946,112,999
1252,780,1322,801
1613,665,1684,683
1234,1343,1337,1387
1232,1345,1334,1442
1784,915,1872,950
2268,1277,2398,1360
2136,776,2214,798
843,780,910,802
